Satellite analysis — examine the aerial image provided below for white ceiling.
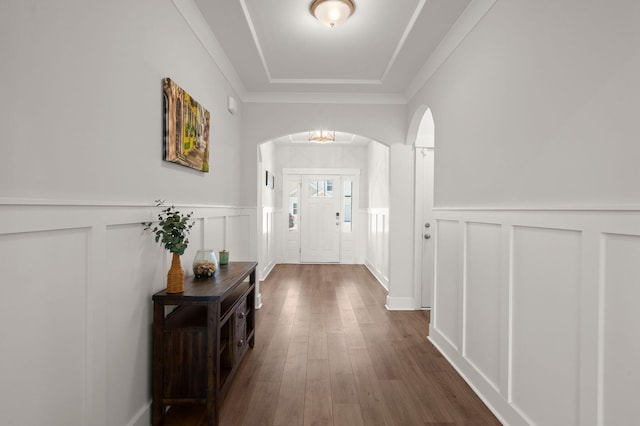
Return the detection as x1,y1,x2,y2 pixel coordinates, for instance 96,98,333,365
193,0,474,102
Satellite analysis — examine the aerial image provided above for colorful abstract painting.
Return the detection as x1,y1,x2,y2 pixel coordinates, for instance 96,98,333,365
163,78,211,172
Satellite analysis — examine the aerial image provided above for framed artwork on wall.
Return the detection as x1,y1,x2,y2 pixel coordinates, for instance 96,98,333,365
163,78,211,172
266,171,275,189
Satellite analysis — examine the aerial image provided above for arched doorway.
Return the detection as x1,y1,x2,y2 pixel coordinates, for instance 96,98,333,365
256,132,383,276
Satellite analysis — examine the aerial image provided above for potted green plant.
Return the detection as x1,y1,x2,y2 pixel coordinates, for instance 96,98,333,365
143,200,194,293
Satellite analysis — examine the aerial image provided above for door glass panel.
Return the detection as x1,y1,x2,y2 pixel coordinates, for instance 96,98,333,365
289,181,299,230
343,180,352,233
326,180,333,197
308,180,333,198
308,180,318,198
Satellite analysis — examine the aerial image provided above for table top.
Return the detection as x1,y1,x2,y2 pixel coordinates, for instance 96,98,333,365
152,261,257,303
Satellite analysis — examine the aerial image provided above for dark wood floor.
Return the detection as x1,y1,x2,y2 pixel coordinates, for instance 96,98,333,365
170,264,500,425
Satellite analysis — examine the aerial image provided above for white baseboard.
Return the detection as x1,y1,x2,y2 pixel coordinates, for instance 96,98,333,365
428,326,527,426
364,261,389,291
127,401,151,426
258,259,276,281
385,296,416,311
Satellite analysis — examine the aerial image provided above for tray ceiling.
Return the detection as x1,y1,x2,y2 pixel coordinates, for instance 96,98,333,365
193,0,474,100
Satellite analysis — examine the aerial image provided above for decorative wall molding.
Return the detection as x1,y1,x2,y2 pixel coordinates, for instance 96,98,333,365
429,208,640,426
259,206,278,285
0,200,257,426
365,208,389,291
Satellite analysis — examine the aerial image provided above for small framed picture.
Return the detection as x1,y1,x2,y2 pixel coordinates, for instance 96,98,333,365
266,171,275,189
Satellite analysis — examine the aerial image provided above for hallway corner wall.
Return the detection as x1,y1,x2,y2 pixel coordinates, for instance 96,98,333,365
386,144,416,310
364,141,390,289
407,0,640,424
0,1,252,425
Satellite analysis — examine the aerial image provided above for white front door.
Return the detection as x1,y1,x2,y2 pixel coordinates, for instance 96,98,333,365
301,176,341,263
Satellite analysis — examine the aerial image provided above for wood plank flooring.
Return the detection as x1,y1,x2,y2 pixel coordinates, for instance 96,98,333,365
172,264,501,425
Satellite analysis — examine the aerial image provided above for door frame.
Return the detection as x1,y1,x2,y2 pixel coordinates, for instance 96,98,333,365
300,174,342,263
282,168,360,264
414,147,435,309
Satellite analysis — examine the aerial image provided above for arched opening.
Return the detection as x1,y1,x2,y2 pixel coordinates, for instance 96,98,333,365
410,107,435,309
255,131,390,290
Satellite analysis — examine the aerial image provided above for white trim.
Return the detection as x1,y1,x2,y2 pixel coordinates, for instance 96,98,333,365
0,197,256,209
239,0,272,82
429,328,523,426
0,201,257,426
405,0,498,101
170,0,246,99
127,401,151,426
242,91,407,105
172,0,495,106
434,205,640,212
365,261,389,291
430,208,640,425
270,78,382,85
380,0,426,82
385,296,416,311
282,168,360,176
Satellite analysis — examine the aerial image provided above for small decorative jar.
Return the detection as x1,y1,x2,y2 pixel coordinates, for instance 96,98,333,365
192,249,218,278
219,249,229,265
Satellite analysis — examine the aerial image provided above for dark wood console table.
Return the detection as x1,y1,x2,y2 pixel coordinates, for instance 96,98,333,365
152,261,257,425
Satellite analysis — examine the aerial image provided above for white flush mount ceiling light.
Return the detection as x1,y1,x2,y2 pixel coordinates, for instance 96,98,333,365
310,0,355,29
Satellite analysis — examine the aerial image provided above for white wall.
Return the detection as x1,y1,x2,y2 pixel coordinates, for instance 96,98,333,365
407,0,640,424
275,143,369,205
386,144,415,309
258,142,277,279
365,142,390,289
412,0,640,209
241,102,406,205
0,203,254,426
0,1,252,425
0,0,244,206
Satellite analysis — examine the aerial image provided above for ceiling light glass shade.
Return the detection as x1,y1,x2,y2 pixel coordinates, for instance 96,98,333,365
310,0,355,28
309,130,336,142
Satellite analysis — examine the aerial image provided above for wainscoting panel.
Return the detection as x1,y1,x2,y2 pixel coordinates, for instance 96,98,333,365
365,208,389,289
0,201,257,426
434,219,461,349
0,228,89,426
428,209,640,426
601,233,640,425
464,222,502,390
105,224,164,426
511,226,581,425
259,207,277,280
226,214,252,261
204,216,226,252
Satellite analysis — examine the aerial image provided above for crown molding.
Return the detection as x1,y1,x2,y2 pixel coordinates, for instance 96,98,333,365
269,78,382,85
241,0,426,86
380,0,426,81
405,0,497,101
171,0,247,99
173,0,496,106
242,91,407,105
239,0,272,81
